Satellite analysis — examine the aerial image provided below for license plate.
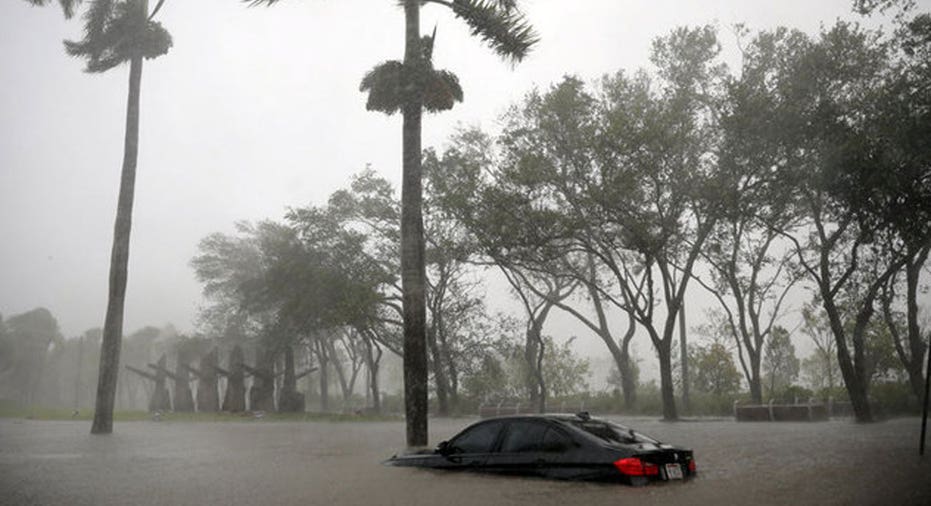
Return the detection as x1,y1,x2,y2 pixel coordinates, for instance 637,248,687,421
665,463,683,480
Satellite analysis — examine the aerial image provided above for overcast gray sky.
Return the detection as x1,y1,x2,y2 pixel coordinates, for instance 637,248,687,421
1,0,922,375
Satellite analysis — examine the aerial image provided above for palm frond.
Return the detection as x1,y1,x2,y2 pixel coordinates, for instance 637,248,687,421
65,1,172,73
361,60,464,115
423,69,463,112
23,0,82,19
444,0,538,62
360,60,405,115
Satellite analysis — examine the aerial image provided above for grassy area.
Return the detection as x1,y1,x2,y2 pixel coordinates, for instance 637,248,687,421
0,405,401,423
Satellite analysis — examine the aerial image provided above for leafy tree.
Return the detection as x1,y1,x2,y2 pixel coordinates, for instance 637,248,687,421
0,308,63,406
868,15,931,400
426,142,579,413
542,336,591,398
881,273,929,398
799,304,841,393
689,341,742,398
327,167,487,415
27,0,172,433
766,21,916,422
462,353,510,403
692,27,805,404
434,26,728,421
461,331,590,404
852,0,916,16
763,326,799,398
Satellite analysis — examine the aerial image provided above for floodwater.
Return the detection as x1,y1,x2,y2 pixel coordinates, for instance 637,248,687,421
1,416,929,505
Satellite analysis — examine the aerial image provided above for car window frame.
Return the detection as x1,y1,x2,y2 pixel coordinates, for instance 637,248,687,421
448,419,507,454
498,419,552,454
540,425,574,453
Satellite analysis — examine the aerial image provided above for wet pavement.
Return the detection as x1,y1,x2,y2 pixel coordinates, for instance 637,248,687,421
1,416,929,505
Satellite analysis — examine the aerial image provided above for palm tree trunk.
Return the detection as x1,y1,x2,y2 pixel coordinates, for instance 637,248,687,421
401,0,428,447
91,52,143,435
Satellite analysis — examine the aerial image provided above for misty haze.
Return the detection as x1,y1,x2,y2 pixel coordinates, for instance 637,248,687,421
2,0,930,505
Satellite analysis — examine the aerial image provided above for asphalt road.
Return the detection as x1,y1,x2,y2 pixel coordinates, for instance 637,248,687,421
1,416,929,505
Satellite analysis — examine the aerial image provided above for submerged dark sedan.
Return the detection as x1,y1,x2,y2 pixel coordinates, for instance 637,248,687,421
385,412,696,485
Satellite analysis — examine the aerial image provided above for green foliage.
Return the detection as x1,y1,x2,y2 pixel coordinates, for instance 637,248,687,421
870,380,920,414
460,333,590,403
360,60,464,115
541,337,590,398
360,61,406,115
359,30,464,115
689,341,742,397
0,308,63,406
191,217,388,353
770,384,814,404
461,353,510,402
852,0,916,15
23,0,81,18
799,303,842,391
763,326,799,398
443,0,538,63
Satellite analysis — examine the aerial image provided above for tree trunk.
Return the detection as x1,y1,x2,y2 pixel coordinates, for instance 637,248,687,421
657,341,678,421
248,346,276,412
222,345,246,412
145,354,172,412
427,324,450,416
904,246,930,399
91,50,144,435
364,335,382,414
438,329,459,412
317,339,329,412
172,350,194,412
824,295,873,422
619,345,637,410
195,348,220,412
325,339,352,406
525,304,550,413
74,336,84,410
401,0,428,447
749,353,763,404
679,305,689,413
278,345,305,412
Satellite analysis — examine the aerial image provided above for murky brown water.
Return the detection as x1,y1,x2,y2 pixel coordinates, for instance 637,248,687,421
1,416,929,505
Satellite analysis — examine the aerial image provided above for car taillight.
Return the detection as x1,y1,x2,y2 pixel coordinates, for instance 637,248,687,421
613,457,659,476
688,458,696,473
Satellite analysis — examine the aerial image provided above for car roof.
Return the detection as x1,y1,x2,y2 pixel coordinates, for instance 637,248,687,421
480,412,603,424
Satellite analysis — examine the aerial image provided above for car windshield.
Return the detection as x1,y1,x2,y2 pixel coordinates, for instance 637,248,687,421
567,420,659,445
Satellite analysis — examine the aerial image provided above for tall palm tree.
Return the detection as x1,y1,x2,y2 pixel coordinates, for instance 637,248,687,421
28,0,172,434
367,1,535,448
248,0,536,447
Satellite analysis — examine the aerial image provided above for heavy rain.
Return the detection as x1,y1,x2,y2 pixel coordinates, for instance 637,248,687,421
1,0,930,505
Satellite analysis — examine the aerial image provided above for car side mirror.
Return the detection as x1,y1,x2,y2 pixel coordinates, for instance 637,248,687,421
436,441,451,455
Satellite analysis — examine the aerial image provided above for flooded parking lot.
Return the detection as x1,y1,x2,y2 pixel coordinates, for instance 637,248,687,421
2,416,929,505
